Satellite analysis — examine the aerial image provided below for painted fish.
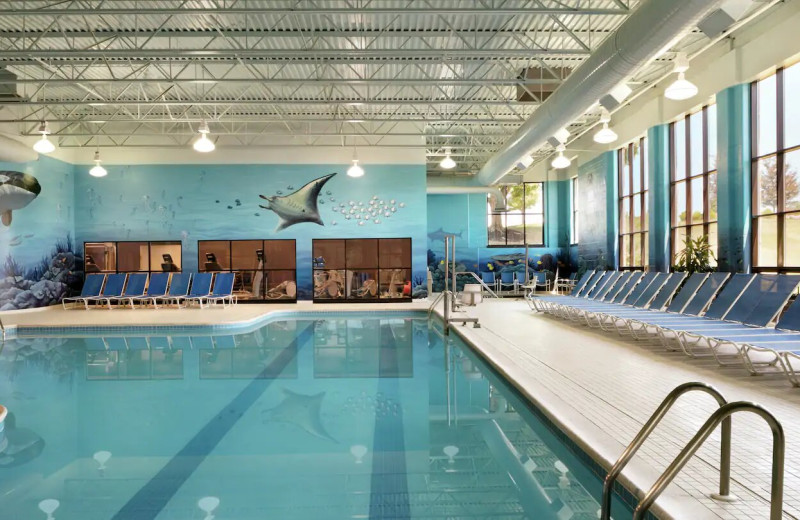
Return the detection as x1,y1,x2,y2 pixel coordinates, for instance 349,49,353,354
258,173,336,232
491,253,527,262
0,172,41,226
262,389,337,442
427,227,462,242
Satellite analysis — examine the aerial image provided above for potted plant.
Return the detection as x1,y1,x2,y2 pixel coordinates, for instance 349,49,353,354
673,235,716,274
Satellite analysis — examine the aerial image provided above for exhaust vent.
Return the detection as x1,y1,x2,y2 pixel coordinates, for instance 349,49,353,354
0,69,21,101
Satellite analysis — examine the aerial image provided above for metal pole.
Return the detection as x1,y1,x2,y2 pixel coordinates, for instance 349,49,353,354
443,236,451,333
633,402,784,520
600,382,732,520
451,235,457,309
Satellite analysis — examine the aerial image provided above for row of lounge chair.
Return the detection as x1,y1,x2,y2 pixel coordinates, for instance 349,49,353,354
528,269,800,387
62,272,237,310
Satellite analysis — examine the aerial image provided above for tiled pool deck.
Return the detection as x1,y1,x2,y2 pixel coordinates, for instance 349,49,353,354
3,298,798,519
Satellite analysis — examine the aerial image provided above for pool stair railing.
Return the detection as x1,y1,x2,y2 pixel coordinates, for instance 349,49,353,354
438,235,479,333
600,381,785,520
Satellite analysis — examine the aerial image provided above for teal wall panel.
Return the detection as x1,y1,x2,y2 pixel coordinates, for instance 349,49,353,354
647,124,671,272
717,84,752,272
575,152,616,269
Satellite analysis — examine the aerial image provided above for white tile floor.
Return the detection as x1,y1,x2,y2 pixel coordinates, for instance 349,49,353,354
3,298,798,519
441,299,800,520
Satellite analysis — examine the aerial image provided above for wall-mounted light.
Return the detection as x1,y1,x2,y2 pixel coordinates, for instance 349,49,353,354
33,121,55,154
664,52,698,101
193,120,216,152
593,107,618,144
347,149,365,177
89,150,108,177
551,144,571,169
440,148,456,169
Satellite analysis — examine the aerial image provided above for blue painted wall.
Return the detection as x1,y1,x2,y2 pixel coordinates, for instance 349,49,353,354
647,124,671,272
576,152,616,270
425,181,570,292
74,164,428,299
0,155,81,310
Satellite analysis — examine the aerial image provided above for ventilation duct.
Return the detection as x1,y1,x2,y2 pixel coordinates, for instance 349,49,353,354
0,134,38,163
477,0,722,186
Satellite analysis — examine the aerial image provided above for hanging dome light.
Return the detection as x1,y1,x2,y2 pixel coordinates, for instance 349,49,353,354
89,150,107,177
593,107,618,144
33,121,55,154
551,144,571,170
440,148,456,169
664,53,698,101
193,120,215,152
347,148,365,177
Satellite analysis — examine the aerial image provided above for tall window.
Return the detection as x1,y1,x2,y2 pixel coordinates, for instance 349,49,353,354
618,137,649,270
752,63,800,271
488,182,545,246
570,176,579,244
670,104,718,263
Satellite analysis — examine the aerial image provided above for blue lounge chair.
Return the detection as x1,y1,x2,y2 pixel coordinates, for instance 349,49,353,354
176,272,213,307
529,271,551,294
62,274,106,309
156,272,192,306
107,273,148,309
92,274,129,309
127,272,170,308
481,271,496,291
198,272,237,307
498,271,517,293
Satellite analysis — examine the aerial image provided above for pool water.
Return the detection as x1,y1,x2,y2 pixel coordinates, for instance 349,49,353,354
0,315,629,519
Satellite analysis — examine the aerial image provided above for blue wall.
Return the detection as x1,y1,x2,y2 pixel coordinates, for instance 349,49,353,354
576,152,616,270
0,156,81,310
74,164,428,299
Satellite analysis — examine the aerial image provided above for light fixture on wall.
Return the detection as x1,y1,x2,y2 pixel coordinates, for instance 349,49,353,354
664,52,699,101
440,148,456,169
193,120,216,152
33,121,55,154
593,107,618,144
89,150,108,177
551,144,571,169
347,148,365,177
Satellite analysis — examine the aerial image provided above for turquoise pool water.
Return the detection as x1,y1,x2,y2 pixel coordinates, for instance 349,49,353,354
0,315,629,519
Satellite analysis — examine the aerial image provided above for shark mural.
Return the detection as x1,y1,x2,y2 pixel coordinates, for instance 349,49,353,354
0,171,41,226
259,173,336,232
427,228,463,242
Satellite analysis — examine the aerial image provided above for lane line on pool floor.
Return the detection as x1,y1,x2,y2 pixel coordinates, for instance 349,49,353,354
111,324,313,520
368,321,411,519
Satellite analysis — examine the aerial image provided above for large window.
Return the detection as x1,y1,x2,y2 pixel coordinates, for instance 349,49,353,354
670,105,718,263
752,63,800,271
570,176,579,244
618,137,649,270
488,182,545,246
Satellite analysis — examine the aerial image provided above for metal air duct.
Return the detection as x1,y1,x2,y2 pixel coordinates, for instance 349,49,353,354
476,0,722,186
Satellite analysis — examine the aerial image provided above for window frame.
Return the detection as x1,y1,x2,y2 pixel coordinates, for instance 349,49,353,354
618,137,649,270
669,104,718,264
751,65,800,273
570,176,579,245
487,181,547,247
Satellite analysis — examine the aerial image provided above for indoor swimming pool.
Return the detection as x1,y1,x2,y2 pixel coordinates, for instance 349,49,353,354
0,314,631,519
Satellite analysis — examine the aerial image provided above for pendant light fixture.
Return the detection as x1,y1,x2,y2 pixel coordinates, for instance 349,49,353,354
33,121,55,154
347,148,365,178
593,107,618,144
193,120,216,152
89,150,107,177
440,148,456,169
664,52,699,101
551,144,571,170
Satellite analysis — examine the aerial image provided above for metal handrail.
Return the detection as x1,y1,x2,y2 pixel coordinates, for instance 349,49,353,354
600,382,732,520
0,316,5,341
427,291,444,318
634,401,784,520
454,271,499,298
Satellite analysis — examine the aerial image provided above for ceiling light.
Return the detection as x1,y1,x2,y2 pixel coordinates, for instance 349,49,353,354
440,149,456,169
193,120,215,152
551,144,571,169
89,150,107,177
347,149,365,178
593,108,618,144
664,52,698,101
33,121,55,154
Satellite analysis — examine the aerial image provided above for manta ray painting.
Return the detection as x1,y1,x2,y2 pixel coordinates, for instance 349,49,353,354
259,173,336,232
262,388,337,442
0,171,41,226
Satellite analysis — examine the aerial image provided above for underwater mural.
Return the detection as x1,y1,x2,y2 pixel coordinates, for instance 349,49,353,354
74,163,427,300
0,157,79,310
0,171,41,227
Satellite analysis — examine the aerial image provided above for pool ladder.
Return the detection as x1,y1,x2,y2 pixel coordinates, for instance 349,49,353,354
600,381,785,520
429,235,479,333
0,316,5,342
